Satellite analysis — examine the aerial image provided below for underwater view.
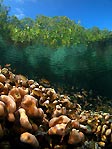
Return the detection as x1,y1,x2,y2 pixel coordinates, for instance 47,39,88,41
0,0,112,148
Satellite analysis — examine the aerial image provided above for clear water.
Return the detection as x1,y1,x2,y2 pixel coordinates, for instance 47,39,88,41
1,41,112,98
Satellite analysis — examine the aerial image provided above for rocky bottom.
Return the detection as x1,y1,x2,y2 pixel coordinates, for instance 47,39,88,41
0,67,111,149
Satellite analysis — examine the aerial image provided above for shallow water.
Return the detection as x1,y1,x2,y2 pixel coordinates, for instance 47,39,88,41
1,42,112,97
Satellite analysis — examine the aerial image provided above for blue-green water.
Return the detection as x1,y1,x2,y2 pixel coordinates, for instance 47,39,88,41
1,42,112,98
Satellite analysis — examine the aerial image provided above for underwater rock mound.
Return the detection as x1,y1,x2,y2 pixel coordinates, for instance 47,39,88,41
0,67,111,149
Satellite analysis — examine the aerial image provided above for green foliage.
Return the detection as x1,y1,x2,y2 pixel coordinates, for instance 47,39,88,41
0,0,10,39
0,0,112,48
8,15,112,48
